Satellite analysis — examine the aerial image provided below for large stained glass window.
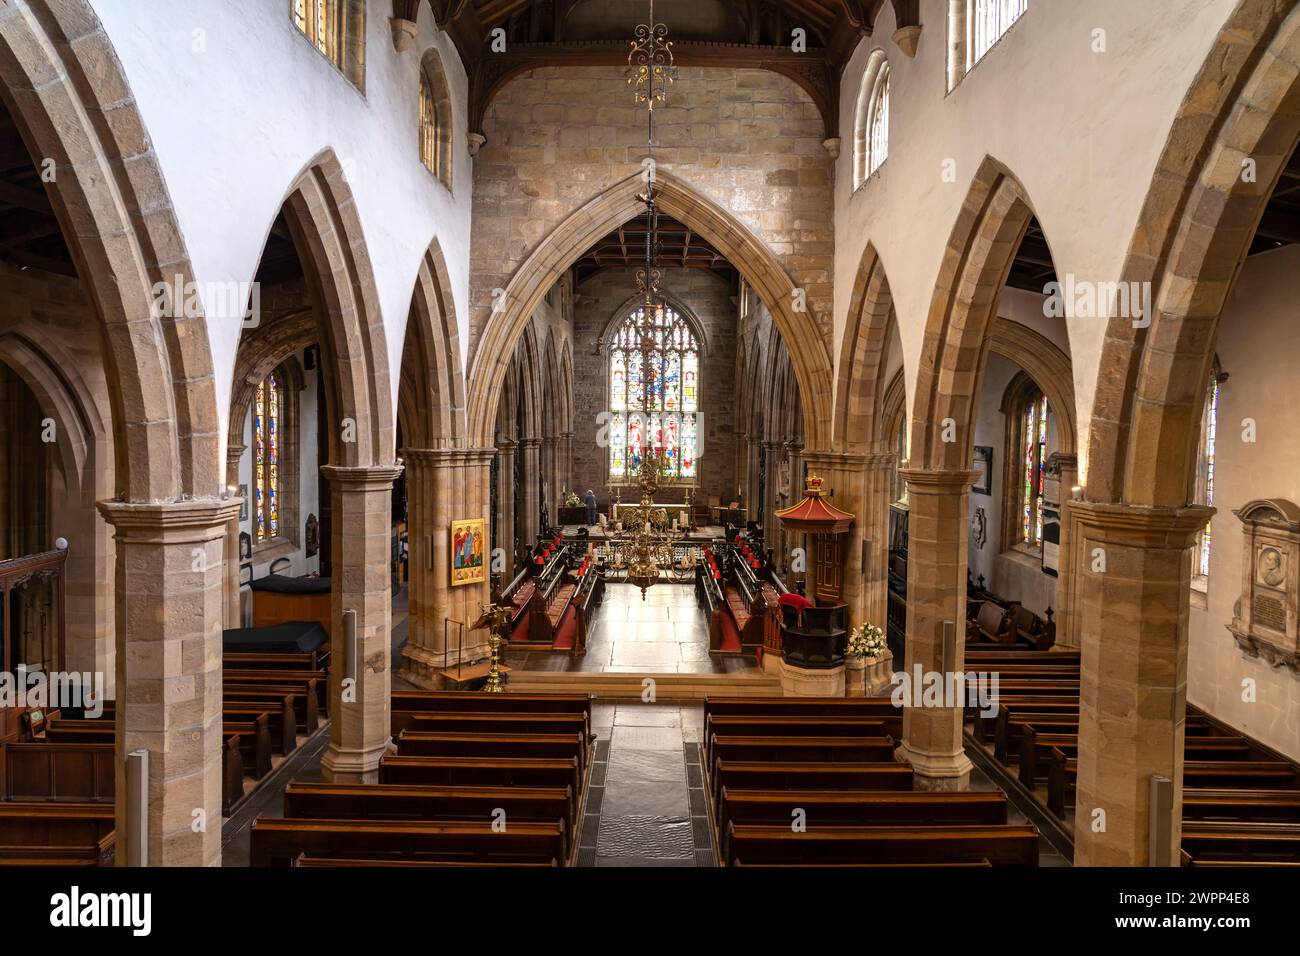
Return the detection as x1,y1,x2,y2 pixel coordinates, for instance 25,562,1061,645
1021,392,1049,548
254,372,281,541
608,303,700,481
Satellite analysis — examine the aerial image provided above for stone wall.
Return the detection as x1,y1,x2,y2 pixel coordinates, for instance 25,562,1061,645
570,267,739,510
470,65,835,359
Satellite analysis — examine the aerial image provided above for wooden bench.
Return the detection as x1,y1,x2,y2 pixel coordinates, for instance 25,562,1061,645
226,682,320,733
711,760,912,806
709,734,895,771
703,717,890,768
395,731,588,775
283,781,575,855
223,698,296,756
724,822,1039,867
250,817,566,867
225,716,274,780
1182,820,1300,863
378,755,581,797
1021,728,1248,789
223,669,328,716
1,742,114,801
225,650,329,671
0,801,115,845
0,832,115,867
1183,788,1300,822
295,855,558,867
716,789,1008,861
392,711,590,740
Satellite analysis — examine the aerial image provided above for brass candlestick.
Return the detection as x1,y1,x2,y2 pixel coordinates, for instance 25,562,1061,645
473,602,512,694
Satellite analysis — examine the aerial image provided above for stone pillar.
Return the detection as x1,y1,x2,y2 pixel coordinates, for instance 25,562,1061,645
97,498,240,867
223,443,245,629
541,435,558,523
494,439,517,581
319,464,401,783
558,431,573,502
517,437,541,547
399,449,496,686
762,439,782,557
1069,501,1212,866
1049,454,1082,648
897,468,976,790
746,435,762,523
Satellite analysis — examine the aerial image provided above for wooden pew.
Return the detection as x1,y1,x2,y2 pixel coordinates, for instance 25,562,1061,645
250,817,566,867
283,781,576,854
0,832,115,867
724,822,1039,867
222,735,245,814
225,716,274,780
1183,788,1300,822
378,755,581,797
0,801,115,845
225,650,329,672
703,717,889,769
392,711,589,740
222,697,296,756
223,669,328,715
226,681,320,733
709,735,895,769
712,760,913,806
1020,728,1248,789
1182,821,1300,863
716,789,1008,861
391,690,592,719
395,731,587,775
295,855,558,867
1,742,114,801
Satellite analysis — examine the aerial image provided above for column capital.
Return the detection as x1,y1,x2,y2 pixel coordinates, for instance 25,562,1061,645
320,463,404,491
98,497,241,540
898,467,978,494
1069,500,1214,550
495,437,518,452
402,447,496,468
517,436,542,450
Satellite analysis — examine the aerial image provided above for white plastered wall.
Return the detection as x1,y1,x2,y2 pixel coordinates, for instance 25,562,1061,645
91,0,474,463
834,0,1239,484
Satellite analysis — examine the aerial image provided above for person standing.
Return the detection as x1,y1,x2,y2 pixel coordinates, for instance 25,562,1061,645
584,488,598,526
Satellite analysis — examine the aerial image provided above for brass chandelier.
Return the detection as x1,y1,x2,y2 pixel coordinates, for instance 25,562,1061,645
604,0,692,599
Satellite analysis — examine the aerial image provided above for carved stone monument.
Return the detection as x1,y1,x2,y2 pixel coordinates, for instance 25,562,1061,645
1227,498,1300,676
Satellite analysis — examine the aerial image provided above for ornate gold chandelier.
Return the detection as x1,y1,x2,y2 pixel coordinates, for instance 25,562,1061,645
605,0,693,599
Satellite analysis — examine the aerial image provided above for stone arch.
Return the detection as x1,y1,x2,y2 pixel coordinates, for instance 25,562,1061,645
835,241,899,454
880,366,907,451
988,318,1076,456
514,320,543,442
1087,0,1300,508
0,0,221,501
399,237,467,450
273,149,395,468
542,329,559,439
910,157,1043,472
559,341,574,437
467,171,833,448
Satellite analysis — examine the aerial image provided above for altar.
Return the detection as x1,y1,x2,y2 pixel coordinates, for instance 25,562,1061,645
611,500,693,527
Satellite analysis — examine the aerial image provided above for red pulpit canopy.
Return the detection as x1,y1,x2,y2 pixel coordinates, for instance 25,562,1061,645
775,474,854,534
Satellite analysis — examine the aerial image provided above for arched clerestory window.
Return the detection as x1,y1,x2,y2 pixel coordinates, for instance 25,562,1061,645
948,0,1029,89
853,50,891,189
291,0,366,91
607,302,700,483
1001,373,1053,553
420,50,453,190
253,371,283,543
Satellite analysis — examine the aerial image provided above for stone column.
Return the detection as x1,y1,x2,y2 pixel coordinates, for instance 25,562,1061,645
1069,500,1212,866
517,437,541,548
223,443,245,629
1048,454,1082,648
559,431,573,502
746,435,762,523
399,449,496,686
762,439,782,556
97,497,240,867
896,468,976,790
319,464,401,783
494,439,517,581
541,435,558,524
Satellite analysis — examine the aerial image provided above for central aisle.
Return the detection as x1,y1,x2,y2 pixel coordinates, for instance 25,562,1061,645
578,701,715,866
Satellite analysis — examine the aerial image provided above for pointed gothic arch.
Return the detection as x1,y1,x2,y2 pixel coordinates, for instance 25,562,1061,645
467,171,833,448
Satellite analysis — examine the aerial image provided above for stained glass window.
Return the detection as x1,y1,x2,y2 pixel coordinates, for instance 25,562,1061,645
1021,392,1049,548
607,303,700,481
1194,374,1220,585
254,372,281,542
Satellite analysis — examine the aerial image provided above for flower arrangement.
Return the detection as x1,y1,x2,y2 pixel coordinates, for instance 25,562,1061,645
564,490,581,508
846,623,886,659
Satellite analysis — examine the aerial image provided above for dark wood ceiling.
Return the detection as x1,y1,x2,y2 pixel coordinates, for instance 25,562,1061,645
1005,217,1056,294
0,102,74,278
1248,141,1300,256
405,0,920,138
572,211,739,284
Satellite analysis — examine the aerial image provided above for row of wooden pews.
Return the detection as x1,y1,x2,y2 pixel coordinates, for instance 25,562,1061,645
963,645,1300,866
704,696,1041,866
966,576,1056,650
249,691,595,866
498,537,603,654
702,539,779,659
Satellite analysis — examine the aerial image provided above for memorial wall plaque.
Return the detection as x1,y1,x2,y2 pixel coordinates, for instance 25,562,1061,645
1228,498,1300,676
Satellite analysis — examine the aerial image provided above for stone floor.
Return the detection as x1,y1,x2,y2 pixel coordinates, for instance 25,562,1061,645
506,581,763,675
